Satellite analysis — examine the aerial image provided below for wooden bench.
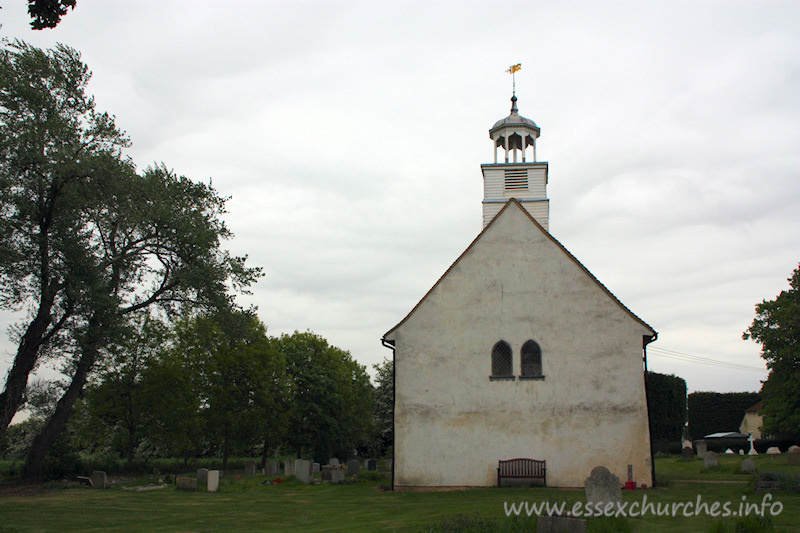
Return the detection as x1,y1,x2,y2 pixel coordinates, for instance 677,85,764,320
497,458,546,487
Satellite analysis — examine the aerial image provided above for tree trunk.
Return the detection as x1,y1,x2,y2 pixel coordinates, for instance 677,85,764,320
23,342,98,480
0,298,54,440
260,437,269,468
221,423,230,471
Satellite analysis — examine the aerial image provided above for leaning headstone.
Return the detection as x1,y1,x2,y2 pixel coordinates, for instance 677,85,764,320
681,446,693,459
695,440,708,458
766,447,781,455
295,459,313,484
704,451,719,468
347,459,360,476
787,450,799,466
741,459,757,474
197,468,209,486
537,514,587,533
264,461,280,477
313,462,320,473
176,476,197,490
328,458,340,466
207,470,220,492
584,466,622,510
90,471,109,489
284,459,296,476
245,460,257,476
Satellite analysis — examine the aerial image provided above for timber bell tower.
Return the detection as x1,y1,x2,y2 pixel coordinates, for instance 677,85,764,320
481,93,549,230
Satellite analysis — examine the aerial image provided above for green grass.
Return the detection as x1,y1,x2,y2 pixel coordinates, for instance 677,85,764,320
0,458,797,532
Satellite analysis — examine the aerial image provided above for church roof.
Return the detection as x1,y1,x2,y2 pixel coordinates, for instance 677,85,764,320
383,199,656,340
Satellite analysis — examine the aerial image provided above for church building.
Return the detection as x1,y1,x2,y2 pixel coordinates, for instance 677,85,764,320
382,94,657,489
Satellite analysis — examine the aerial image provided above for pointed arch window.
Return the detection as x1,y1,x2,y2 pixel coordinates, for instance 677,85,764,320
490,341,514,380
520,340,544,379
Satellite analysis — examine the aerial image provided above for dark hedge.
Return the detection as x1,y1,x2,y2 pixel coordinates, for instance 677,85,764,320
646,371,687,442
687,391,760,440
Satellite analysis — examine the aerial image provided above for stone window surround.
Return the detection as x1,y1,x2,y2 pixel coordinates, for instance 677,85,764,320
489,339,546,381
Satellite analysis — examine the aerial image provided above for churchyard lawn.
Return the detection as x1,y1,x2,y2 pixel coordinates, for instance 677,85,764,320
0,455,797,532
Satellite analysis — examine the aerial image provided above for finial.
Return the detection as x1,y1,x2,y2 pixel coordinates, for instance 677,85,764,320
506,63,521,97
510,95,518,114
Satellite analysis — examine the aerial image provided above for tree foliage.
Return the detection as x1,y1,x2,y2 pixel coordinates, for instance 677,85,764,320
0,40,260,479
744,264,800,437
0,40,131,439
274,331,373,463
687,391,760,440
372,358,393,456
170,309,289,469
27,0,77,30
645,371,686,442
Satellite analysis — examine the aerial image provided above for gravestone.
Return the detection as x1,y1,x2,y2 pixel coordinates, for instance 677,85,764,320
264,461,280,476
366,459,377,471
322,465,344,483
766,447,781,455
741,458,757,474
748,434,758,455
704,451,719,468
176,476,197,490
284,459,296,476
584,466,621,510
787,450,799,466
695,440,707,458
207,470,220,492
90,471,109,489
537,514,587,533
329,458,340,466
789,445,800,453
347,459,360,476
197,468,209,486
295,459,313,484
739,449,744,455
313,462,320,473
245,460,257,476
681,446,693,459
724,448,735,454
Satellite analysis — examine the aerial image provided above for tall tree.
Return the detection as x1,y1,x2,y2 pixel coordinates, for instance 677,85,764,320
0,40,129,440
77,316,167,466
275,331,373,463
0,40,260,479
372,358,393,457
172,309,287,470
743,264,800,437
23,162,261,479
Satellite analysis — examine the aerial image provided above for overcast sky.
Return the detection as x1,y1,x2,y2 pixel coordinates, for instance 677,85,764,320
1,1,798,395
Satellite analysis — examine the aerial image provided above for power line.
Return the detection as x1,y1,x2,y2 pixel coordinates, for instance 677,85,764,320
648,346,766,373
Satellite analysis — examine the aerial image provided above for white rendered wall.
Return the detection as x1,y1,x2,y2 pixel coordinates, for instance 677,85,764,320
385,202,654,488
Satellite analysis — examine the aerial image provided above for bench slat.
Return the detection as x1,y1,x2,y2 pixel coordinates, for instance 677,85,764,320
497,458,546,487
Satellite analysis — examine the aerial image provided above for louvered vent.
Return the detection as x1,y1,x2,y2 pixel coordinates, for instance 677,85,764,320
504,169,528,190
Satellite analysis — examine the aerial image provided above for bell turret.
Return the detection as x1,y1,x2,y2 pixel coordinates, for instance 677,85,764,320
481,94,549,230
